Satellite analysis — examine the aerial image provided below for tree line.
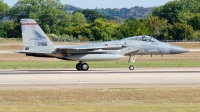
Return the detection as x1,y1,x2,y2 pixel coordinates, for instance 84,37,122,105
0,0,200,41
63,5,153,19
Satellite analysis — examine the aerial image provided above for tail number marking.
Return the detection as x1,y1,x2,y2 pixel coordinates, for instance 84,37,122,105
38,42,47,46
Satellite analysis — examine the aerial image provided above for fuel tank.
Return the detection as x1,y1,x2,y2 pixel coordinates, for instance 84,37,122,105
65,54,125,61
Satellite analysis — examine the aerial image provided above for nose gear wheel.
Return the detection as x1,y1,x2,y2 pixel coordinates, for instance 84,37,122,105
128,55,137,71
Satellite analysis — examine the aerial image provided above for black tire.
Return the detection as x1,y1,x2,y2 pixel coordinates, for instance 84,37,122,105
129,65,134,71
76,63,82,71
82,63,89,71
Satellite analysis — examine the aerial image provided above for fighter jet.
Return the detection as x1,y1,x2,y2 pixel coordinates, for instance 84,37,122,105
18,19,189,71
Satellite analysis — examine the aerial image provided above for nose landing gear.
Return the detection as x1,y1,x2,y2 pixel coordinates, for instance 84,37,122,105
128,55,137,71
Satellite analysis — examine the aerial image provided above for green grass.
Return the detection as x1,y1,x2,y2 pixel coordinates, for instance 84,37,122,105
0,88,200,112
0,60,199,69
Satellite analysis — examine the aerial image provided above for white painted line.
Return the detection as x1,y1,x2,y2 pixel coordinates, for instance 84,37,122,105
0,51,15,54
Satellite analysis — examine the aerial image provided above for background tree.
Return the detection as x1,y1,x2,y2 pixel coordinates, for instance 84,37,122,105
143,16,169,40
70,24,94,41
0,0,9,19
120,17,150,37
152,0,200,40
188,14,200,31
152,0,200,24
0,21,6,37
152,1,182,24
170,23,195,40
0,0,9,37
1,0,199,41
8,0,68,35
90,18,117,41
76,9,105,23
4,21,21,38
70,12,87,27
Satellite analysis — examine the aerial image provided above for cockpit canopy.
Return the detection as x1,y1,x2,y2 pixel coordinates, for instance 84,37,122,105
122,36,160,42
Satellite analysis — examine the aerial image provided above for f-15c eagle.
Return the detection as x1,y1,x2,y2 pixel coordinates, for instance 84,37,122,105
18,19,189,71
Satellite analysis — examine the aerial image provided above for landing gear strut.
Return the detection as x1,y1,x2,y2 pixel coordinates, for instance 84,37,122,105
128,55,137,71
76,61,89,71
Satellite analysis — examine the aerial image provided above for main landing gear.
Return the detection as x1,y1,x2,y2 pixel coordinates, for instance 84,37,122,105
128,55,137,71
76,61,89,71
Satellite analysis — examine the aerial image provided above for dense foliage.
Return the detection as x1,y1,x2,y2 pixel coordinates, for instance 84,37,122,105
0,0,9,37
0,0,200,41
64,5,153,19
152,0,200,40
96,6,153,19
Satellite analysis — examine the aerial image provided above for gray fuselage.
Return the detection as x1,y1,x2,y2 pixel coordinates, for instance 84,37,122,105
26,37,188,61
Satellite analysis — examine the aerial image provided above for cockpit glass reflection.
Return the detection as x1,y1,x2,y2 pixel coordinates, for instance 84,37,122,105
122,36,159,42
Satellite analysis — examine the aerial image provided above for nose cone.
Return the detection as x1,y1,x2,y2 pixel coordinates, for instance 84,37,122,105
170,44,189,54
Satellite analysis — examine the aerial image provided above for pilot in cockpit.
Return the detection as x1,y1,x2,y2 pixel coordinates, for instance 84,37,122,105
142,36,147,41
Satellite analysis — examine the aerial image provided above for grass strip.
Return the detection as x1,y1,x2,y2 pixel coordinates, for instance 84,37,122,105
0,88,200,112
0,60,199,69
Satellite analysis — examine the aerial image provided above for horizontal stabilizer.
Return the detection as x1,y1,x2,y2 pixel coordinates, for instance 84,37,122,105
16,49,55,54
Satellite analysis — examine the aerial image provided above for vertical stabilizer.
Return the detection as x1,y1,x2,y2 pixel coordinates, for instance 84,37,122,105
21,19,55,52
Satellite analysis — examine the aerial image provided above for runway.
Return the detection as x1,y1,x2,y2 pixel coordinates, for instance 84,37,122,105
0,68,200,89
